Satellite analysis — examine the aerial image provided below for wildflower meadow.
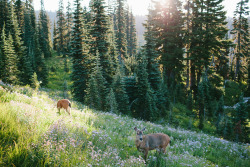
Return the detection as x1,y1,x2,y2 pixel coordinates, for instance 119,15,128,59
0,85,249,167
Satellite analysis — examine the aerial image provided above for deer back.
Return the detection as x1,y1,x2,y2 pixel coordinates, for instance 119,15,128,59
57,99,70,109
146,133,170,150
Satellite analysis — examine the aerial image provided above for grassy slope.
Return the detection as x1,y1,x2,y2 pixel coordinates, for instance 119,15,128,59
0,85,249,167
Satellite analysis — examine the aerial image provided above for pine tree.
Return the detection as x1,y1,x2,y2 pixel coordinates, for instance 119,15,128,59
151,0,184,86
38,0,52,58
14,0,25,33
31,72,40,91
56,0,67,56
85,54,108,111
0,0,10,34
112,67,130,115
231,0,249,82
197,80,205,130
135,51,157,121
85,75,101,109
71,0,89,102
128,10,137,56
8,2,33,85
115,0,128,64
89,0,115,85
143,7,166,115
107,88,119,114
53,20,58,50
65,1,73,55
233,94,249,142
143,7,162,92
126,8,137,57
215,96,225,134
34,31,49,86
1,26,19,85
189,0,229,95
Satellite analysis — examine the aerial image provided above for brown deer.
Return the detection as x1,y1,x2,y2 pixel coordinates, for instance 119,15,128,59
134,127,171,161
57,99,71,115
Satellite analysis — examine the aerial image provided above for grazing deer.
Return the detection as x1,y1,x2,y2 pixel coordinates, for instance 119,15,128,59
134,127,171,161
57,99,71,115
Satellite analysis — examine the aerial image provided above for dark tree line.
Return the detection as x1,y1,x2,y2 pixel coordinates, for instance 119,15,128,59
0,0,50,87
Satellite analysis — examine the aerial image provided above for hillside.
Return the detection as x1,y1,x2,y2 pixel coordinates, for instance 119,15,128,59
0,82,249,167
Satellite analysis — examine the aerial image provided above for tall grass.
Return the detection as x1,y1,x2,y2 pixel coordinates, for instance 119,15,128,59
0,85,249,166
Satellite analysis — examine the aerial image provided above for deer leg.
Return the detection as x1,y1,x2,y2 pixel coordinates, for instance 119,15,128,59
57,108,60,114
144,149,148,161
67,107,71,115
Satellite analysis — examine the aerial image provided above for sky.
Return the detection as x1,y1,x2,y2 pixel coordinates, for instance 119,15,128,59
33,0,245,17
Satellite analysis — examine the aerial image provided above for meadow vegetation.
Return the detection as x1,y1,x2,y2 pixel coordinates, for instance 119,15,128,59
0,84,249,167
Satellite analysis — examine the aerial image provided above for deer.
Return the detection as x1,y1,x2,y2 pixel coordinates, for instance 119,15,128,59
134,127,171,161
57,99,71,115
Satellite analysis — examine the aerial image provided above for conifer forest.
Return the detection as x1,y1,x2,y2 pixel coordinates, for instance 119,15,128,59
0,1,249,165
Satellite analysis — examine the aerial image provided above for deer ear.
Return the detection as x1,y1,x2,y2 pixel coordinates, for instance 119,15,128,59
134,127,137,131
142,127,146,131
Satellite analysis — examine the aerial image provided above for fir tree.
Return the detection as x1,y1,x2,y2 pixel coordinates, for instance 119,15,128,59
189,0,229,95
107,88,119,114
53,20,58,50
65,0,73,55
89,0,115,85
85,54,108,111
112,67,130,115
85,75,101,109
8,2,33,85
34,31,48,86
152,0,184,86
56,0,67,56
71,0,89,102
38,0,52,58
231,0,249,82
0,0,10,34
14,0,25,33
233,94,249,142
135,51,157,121
1,26,19,85
115,0,128,64
23,0,37,73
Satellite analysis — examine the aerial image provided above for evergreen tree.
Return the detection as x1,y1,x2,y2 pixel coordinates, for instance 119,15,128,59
115,0,128,64
85,54,108,111
0,0,10,34
56,0,67,56
215,96,225,134
34,30,49,86
38,0,52,58
89,0,115,85
8,2,33,85
53,20,58,50
65,0,73,55
126,9,137,57
143,7,162,92
1,26,19,85
143,7,166,115
85,75,101,109
107,88,119,114
14,0,25,33
231,0,249,82
151,0,184,86
31,72,40,91
112,67,130,115
71,0,89,102
135,51,157,121
233,94,249,142
189,0,229,95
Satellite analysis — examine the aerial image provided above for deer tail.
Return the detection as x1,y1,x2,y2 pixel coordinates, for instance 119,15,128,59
69,102,71,108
